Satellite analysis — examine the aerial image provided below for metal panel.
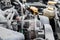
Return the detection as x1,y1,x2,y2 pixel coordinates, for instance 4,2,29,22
44,24,55,40
0,27,24,40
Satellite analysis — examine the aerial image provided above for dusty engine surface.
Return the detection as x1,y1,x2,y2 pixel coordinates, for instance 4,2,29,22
0,0,60,40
